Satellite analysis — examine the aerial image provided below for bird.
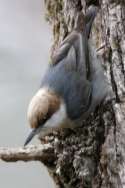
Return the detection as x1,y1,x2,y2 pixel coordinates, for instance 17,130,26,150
24,5,108,146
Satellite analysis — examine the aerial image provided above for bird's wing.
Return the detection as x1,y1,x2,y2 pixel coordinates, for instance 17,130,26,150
63,72,92,120
51,43,70,65
42,44,92,121
51,31,78,65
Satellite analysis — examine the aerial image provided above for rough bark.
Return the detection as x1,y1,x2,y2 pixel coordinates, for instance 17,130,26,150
0,0,125,188
0,145,56,163
43,0,125,187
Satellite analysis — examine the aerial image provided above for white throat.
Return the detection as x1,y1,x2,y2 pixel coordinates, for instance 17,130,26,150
46,102,67,128
38,102,72,138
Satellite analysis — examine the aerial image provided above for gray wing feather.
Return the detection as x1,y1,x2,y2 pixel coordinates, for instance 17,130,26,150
65,75,92,120
51,43,70,65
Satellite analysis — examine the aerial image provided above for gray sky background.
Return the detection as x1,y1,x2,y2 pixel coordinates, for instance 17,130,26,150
0,0,54,187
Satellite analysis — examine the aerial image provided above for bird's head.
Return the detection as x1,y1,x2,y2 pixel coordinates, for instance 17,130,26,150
24,88,61,146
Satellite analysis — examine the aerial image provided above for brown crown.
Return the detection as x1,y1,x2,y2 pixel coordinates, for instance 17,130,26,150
27,88,61,129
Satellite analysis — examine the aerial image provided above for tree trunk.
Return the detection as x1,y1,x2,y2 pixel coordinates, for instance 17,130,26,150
43,0,125,187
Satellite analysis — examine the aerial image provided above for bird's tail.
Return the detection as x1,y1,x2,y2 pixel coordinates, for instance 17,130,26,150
85,5,98,38
75,5,98,38
74,5,98,77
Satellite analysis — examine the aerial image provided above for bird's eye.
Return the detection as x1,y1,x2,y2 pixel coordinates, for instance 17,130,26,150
40,115,49,125
38,112,52,127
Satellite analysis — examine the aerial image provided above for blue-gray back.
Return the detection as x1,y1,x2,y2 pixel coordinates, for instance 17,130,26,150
41,55,91,120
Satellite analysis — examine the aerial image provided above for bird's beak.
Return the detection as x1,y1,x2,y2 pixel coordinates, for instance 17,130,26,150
24,128,39,146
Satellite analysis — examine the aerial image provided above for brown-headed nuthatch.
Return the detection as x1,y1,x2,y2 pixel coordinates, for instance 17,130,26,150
24,5,109,146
